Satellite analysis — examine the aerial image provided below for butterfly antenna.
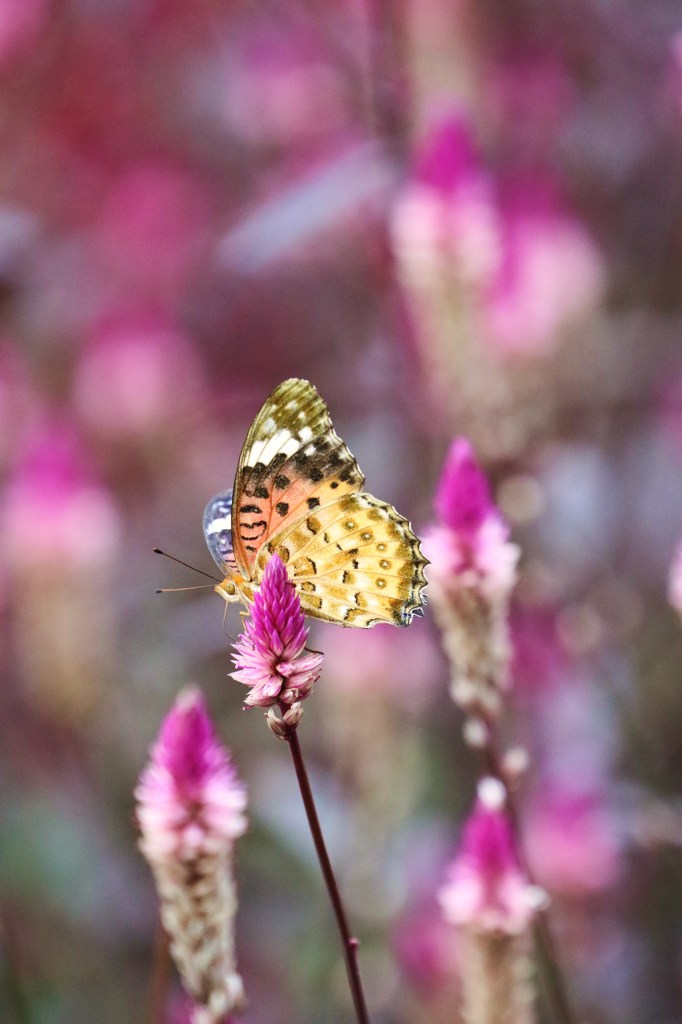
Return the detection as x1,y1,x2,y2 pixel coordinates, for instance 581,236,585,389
156,584,217,594
153,548,221,583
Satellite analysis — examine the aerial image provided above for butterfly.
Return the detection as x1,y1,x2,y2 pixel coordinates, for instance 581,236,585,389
203,378,428,628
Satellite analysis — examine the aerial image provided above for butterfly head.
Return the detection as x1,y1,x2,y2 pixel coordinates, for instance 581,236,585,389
214,574,254,606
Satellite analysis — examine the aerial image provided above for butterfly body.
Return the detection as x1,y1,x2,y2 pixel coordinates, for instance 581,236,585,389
204,379,428,627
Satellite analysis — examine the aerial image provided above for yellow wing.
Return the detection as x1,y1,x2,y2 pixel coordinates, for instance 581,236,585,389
256,492,428,628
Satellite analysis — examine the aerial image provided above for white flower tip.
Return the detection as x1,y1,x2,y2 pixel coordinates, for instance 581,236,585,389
463,716,490,749
478,776,507,811
527,884,550,913
503,746,530,781
176,684,202,711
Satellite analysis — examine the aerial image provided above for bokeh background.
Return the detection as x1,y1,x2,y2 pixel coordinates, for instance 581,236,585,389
2,1,682,1022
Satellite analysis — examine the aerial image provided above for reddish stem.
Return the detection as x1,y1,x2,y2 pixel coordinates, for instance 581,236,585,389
286,726,371,1024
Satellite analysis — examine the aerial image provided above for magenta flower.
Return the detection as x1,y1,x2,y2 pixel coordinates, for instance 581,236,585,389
439,780,546,1024
231,554,323,708
438,778,546,935
423,440,519,718
434,437,496,539
136,687,247,1024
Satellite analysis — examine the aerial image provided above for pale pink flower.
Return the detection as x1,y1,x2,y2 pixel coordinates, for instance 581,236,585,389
95,162,211,294
2,421,121,570
136,687,247,1024
231,554,323,708
0,0,47,69
439,778,546,935
73,310,207,439
482,181,604,356
423,439,519,717
524,789,622,896
439,780,545,1024
391,113,499,289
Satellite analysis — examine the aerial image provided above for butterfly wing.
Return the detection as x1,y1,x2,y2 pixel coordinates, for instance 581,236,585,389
256,492,428,627
231,379,365,576
203,489,239,575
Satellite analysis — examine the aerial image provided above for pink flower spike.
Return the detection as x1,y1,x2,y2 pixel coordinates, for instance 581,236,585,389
434,438,497,537
231,554,323,708
136,687,247,1023
438,778,546,936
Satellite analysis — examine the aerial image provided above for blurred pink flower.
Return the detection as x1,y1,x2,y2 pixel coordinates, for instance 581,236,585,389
424,439,519,717
73,310,207,439
231,554,323,708
439,778,546,934
136,687,247,1024
481,47,576,155
482,180,604,356
2,420,121,569
221,27,350,146
391,113,499,288
511,604,567,695
669,540,682,618
95,162,211,294
434,437,496,539
0,0,47,70
523,789,622,896
393,901,457,993
393,115,603,360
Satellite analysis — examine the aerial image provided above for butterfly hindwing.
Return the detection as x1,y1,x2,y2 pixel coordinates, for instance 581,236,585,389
231,379,365,574
256,492,428,627
203,489,239,575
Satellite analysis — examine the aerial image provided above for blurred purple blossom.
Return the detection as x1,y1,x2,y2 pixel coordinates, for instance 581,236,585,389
72,309,207,440
434,437,496,538
136,687,247,1023
439,778,546,934
391,113,498,288
231,554,323,708
137,686,248,861
483,178,604,356
425,438,518,600
424,439,519,717
94,162,212,296
523,788,622,897
0,0,47,70
2,420,121,569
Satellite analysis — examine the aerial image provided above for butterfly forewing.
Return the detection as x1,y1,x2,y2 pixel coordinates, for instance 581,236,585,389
256,492,428,627
231,379,365,575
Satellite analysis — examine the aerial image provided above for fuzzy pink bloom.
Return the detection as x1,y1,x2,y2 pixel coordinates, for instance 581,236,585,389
439,778,546,935
136,687,247,1024
2,421,121,570
391,113,499,289
73,310,207,440
231,554,323,707
482,181,604,357
424,440,519,717
426,439,518,595
523,789,622,896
